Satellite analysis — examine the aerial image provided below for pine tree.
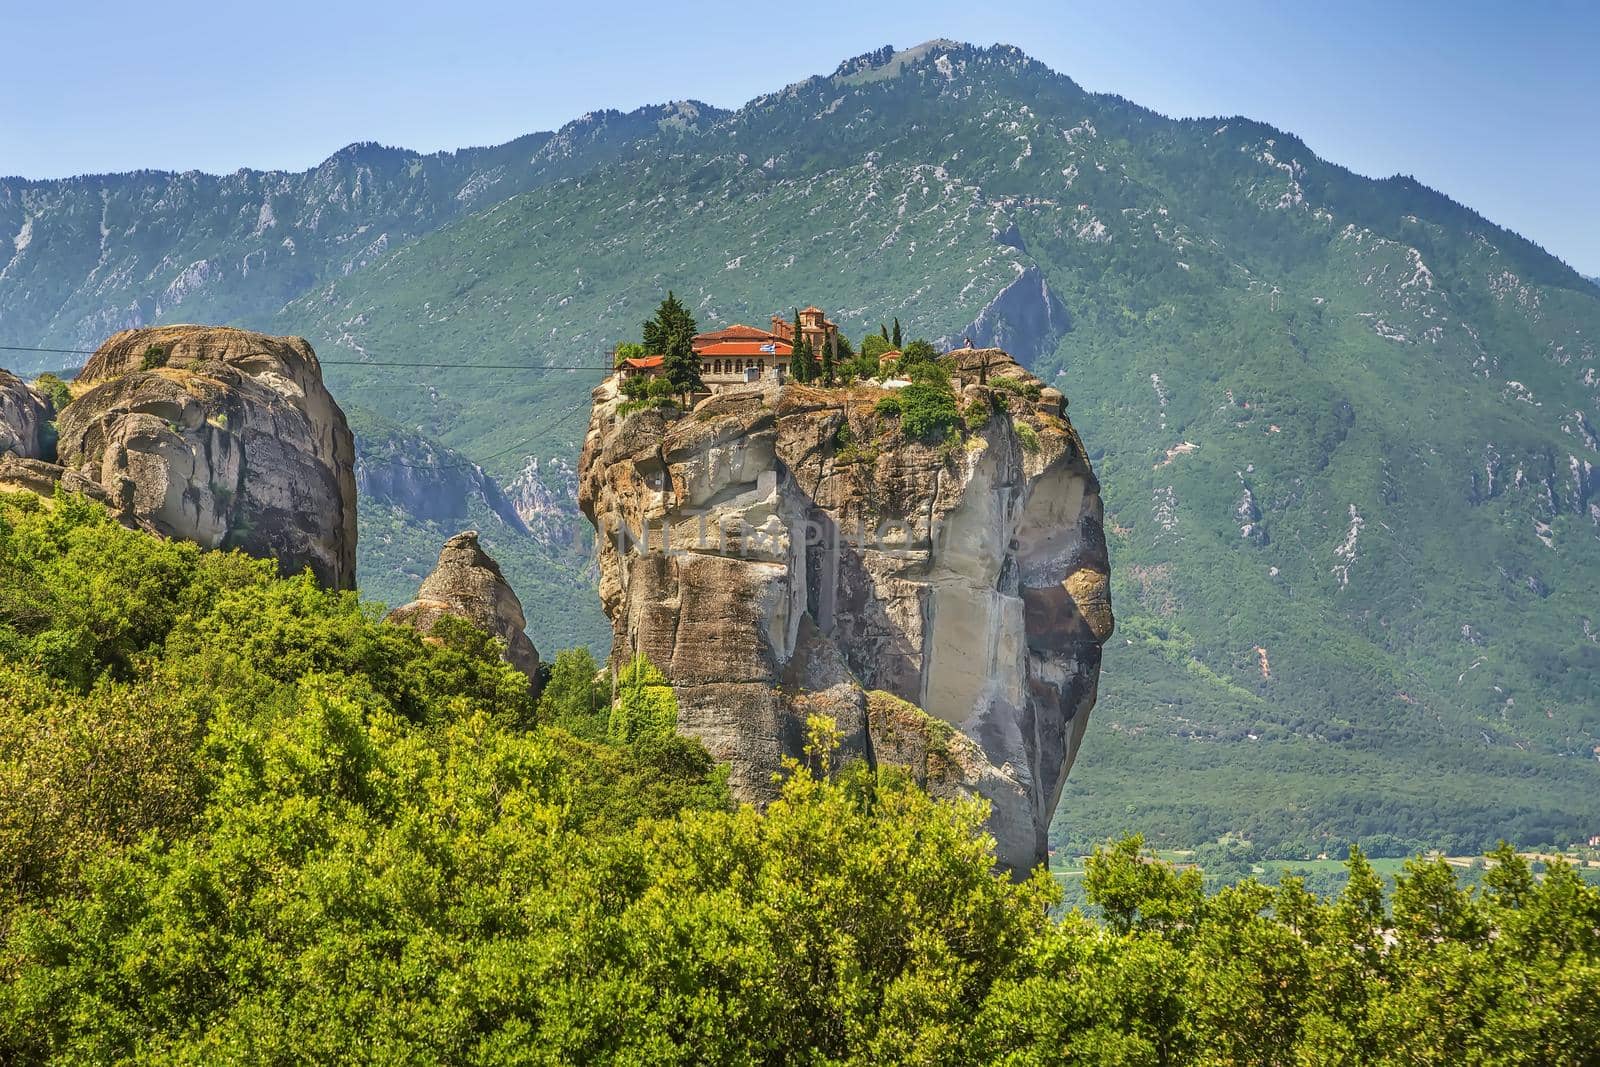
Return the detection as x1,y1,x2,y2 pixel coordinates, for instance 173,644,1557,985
645,291,703,398
880,323,890,342
892,318,902,349
661,329,703,398
820,334,836,386
643,291,696,354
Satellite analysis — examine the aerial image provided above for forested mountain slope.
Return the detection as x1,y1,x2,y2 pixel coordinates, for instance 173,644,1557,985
3,42,1597,855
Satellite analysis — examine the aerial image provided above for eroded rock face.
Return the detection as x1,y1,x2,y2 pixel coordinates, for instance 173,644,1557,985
0,370,48,460
578,348,1112,872
54,325,358,589
387,531,542,693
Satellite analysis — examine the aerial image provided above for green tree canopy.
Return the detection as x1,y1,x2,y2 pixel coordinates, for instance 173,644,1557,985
5,492,1600,1063
860,332,894,363
643,291,703,397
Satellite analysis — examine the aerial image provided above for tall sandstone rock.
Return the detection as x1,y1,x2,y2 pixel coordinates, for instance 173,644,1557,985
387,531,543,694
578,349,1113,873
0,369,48,460
54,325,358,589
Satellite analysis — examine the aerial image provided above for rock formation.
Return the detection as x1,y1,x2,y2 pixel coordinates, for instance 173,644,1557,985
0,369,48,460
51,325,358,589
578,348,1112,872
387,531,543,693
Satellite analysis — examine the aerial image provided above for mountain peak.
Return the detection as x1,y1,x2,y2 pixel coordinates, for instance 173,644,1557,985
831,38,972,85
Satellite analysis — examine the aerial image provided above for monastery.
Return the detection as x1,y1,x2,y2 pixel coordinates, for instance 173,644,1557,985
620,306,840,390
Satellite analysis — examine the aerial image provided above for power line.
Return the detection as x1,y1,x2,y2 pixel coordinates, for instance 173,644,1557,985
384,400,593,471
0,342,606,471
0,344,97,355
321,359,611,370
0,343,612,372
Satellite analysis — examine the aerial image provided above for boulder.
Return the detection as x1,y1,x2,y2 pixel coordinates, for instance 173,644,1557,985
387,531,543,694
578,350,1113,874
0,369,48,460
54,325,358,589
0,455,115,507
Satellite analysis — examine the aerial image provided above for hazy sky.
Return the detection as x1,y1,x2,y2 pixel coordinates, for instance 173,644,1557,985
7,0,1597,275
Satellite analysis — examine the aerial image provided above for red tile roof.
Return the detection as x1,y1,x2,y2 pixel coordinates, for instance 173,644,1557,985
697,340,792,357
622,355,664,369
693,324,781,344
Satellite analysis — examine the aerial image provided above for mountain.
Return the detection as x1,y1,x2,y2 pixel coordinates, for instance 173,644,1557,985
348,404,606,649
3,42,1597,857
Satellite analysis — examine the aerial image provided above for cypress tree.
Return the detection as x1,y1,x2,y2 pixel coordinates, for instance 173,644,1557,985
892,318,902,349
789,309,809,383
795,338,818,383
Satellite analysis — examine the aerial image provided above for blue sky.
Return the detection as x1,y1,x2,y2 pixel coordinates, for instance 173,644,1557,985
7,0,1598,274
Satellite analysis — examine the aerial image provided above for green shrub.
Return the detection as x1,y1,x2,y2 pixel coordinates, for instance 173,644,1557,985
608,653,678,743
860,333,894,363
618,375,680,416
991,376,1042,401
617,396,679,417
30,374,72,414
875,376,962,443
899,380,962,442
1015,421,1041,453
139,345,168,371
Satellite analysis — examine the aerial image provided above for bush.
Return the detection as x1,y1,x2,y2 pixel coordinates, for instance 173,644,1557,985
899,380,962,442
618,375,680,416
608,653,678,743
1015,422,1041,453
991,375,1042,401
30,374,72,414
860,333,894,363
139,345,168,371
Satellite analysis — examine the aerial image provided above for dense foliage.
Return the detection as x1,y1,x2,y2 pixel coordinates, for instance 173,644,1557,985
642,291,704,398
4,494,1600,1062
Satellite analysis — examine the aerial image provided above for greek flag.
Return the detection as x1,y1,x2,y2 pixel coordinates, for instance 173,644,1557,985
760,342,776,353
